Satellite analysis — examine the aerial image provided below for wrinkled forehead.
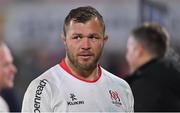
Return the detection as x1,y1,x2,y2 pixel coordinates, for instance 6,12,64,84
66,17,104,31
68,18,103,33
67,17,100,27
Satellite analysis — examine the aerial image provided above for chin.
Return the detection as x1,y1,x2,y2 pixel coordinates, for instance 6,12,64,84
6,83,14,89
79,60,92,66
129,68,136,74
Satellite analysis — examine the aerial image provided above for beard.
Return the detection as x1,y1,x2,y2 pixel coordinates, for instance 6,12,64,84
66,47,103,71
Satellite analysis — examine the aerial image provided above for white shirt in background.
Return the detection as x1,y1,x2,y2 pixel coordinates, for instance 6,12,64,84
0,95,9,112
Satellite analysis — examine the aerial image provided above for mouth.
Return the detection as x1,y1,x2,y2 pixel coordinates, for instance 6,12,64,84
78,52,93,60
80,55,91,59
8,75,15,81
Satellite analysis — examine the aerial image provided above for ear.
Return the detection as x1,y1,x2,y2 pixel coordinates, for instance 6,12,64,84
104,34,108,42
61,33,66,45
135,44,144,58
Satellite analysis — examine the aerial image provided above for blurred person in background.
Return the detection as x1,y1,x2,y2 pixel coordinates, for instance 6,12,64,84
22,6,134,112
0,41,17,112
125,23,180,111
1,89,21,112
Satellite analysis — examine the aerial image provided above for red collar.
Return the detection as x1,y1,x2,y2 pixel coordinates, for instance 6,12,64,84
59,59,102,83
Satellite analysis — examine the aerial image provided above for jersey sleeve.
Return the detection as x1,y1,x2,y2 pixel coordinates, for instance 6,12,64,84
21,79,52,112
128,87,134,113
121,79,134,113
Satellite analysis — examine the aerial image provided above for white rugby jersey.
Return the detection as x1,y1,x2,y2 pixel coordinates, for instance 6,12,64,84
0,95,9,112
22,60,134,112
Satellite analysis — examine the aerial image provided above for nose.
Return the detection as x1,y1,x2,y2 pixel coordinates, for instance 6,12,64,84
10,64,17,75
81,38,91,50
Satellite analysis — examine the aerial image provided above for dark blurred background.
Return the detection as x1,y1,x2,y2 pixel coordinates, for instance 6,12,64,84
0,0,180,111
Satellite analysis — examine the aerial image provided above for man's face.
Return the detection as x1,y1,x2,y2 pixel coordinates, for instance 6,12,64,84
63,17,107,71
0,45,17,90
126,36,140,73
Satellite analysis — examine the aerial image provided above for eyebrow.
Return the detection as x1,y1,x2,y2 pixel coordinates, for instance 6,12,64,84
72,33,82,36
89,33,100,36
72,33,101,37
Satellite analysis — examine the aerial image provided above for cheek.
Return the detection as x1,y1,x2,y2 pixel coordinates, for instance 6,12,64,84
93,43,104,53
67,40,80,49
0,68,2,74
66,43,79,57
66,41,74,50
94,41,104,49
0,72,2,80
126,48,134,63
126,47,131,58
126,53,131,64
2,68,10,76
0,68,5,75
0,69,7,81
0,66,12,82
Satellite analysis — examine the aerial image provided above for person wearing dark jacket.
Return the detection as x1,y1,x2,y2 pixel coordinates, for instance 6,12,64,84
125,23,180,111
0,42,17,112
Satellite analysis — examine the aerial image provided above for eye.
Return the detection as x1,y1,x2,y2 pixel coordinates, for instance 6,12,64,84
88,35,100,40
72,35,82,40
2,62,10,67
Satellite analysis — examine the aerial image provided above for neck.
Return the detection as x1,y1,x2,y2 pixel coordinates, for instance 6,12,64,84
65,57,99,81
132,54,154,74
0,87,2,93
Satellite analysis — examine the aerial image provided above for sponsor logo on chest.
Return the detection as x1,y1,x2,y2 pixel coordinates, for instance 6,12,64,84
67,93,84,105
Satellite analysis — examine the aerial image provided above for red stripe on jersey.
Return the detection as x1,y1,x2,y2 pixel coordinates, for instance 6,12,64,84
59,59,102,83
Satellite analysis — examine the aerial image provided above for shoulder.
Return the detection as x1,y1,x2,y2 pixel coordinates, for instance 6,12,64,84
22,64,64,111
101,67,134,111
32,64,65,85
25,64,66,95
151,59,180,76
0,96,9,112
101,67,132,92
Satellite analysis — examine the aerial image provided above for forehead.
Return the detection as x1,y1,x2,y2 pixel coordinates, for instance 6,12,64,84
127,36,139,46
66,17,103,35
0,45,12,63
